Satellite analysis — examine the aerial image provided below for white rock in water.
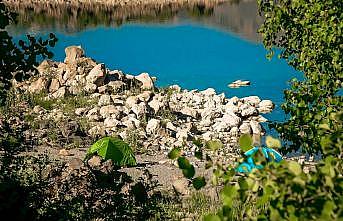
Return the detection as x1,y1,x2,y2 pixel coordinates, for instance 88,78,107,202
86,64,106,86
64,46,84,64
135,73,154,90
258,100,274,113
98,94,112,106
146,119,160,135
228,80,250,88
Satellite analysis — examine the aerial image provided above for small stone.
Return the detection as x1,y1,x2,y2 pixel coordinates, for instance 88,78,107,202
88,155,102,168
137,91,152,102
125,96,138,108
173,179,189,195
176,128,189,141
52,86,67,98
104,117,120,128
100,105,118,118
107,81,125,92
98,94,112,106
131,103,146,118
59,149,71,156
146,119,160,135
84,83,97,93
166,122,177,132
202,131,214,141
88,125,105,137
75,107,87,116
97,85,107,93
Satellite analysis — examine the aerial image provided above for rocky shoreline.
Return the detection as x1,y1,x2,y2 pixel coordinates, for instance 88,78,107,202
16,46,274,159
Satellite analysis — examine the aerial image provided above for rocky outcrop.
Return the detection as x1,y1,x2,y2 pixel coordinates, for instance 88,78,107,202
19,45,275,157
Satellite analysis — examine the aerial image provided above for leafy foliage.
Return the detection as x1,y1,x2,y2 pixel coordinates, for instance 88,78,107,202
258,0,342,155
0,0,57,105
86,137,136,167
173,133,343,220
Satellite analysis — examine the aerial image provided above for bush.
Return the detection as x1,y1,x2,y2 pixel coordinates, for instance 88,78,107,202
0,0,57,105
258,0,342,155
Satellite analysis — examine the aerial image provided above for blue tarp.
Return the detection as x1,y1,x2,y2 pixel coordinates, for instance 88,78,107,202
236,147,283,173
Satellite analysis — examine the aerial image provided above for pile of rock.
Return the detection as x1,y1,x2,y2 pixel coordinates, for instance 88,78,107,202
228,79,251,88
20,46,274,156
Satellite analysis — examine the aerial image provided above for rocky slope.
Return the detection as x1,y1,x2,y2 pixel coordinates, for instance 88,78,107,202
17,46,274,159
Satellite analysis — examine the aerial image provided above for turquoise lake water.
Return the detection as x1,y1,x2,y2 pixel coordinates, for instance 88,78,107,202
9,1,298,122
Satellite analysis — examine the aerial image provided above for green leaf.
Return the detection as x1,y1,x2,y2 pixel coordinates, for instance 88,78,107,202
194,150,203,160
288,161,302,176
206,140,223,151
239,134,253,152
182,166,195,179
168,147,181,159
86,137,136,166
177,157,191,169
265,136,281,148
193,176,206,190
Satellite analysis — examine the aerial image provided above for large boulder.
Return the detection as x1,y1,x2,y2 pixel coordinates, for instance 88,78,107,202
49,78,60,93
98,94,112,106
258,100,274,114
242,96,261,107
64,46,85,64
135,73,154,90
86,64,106,86
28,77,49,93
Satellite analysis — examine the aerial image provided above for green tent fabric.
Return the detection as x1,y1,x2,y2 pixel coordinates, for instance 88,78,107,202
86,137,136,167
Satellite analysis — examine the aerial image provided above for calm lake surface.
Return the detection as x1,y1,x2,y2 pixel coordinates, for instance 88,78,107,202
8,0,297,122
